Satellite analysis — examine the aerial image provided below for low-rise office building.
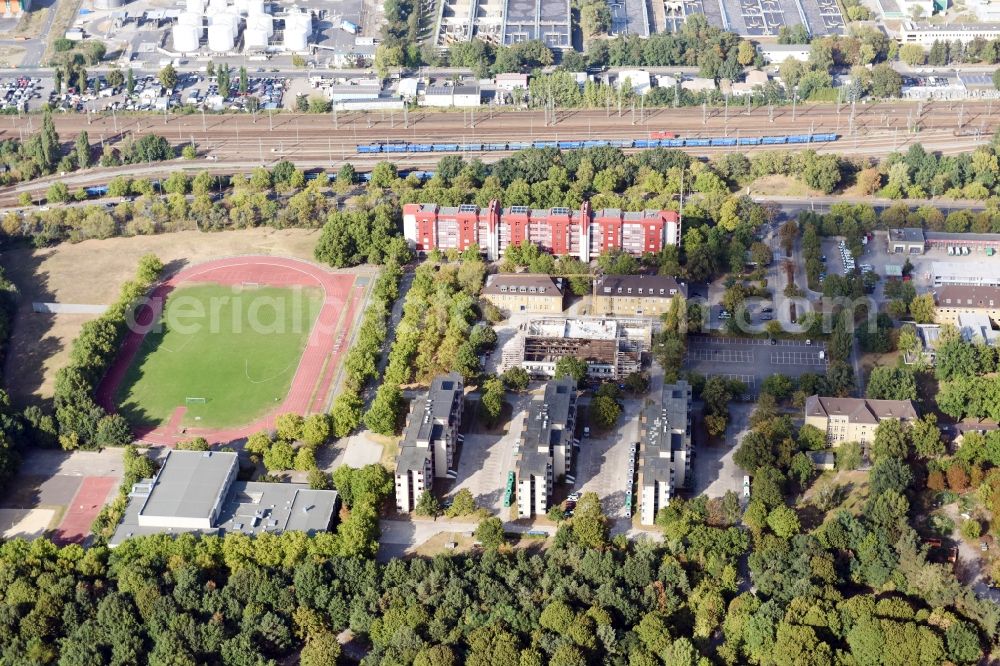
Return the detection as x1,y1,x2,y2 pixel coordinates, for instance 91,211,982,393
639,380,692,526
804,396,918,447
515,378,578,517
592,274,685,317
110,450,339,546
481,273,565,314
395,373,465,512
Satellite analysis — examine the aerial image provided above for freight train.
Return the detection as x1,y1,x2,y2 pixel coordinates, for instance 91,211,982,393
356,133,839,154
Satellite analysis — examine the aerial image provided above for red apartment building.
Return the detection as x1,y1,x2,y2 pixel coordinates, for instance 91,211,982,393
402,200,681,261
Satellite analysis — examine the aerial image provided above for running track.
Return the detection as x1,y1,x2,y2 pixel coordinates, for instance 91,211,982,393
94,256,357,446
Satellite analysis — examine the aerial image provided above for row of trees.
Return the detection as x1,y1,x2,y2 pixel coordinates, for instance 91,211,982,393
329,261,403,439
53,254,163,449
364,255,493,435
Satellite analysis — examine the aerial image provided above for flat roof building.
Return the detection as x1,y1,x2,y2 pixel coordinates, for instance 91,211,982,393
402,199,680,262
888,228,926,254
110,450,338,546
933,261,1000,287
482,273,565,314
898,21,1000,46
395,373,465,512
757,44,811,63
515,378,578,517
508,317,650,380
639,380,692,526
592,274,686,318
421,84,481,107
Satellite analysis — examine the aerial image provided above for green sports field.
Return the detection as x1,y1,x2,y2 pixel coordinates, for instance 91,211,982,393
116,283,323,429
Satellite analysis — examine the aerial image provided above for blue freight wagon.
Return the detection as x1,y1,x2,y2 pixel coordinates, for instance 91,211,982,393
663,138,685,147
558,141,582,149
608,139,632,148
356,144,380,153
811,133,838,142
460,143,483,151
508,142,530,150
761,136,787,144
531,141,558,148
382,144,407,153
684,138,711,146
583,140,608,148
710,137,737,146
786,135,810,144
738,136,761,145
431,143,458,152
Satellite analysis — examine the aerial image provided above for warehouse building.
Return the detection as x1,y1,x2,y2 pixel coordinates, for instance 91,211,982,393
639,380,692,526
402,200,680,261
515,378,578,517
395,373,465,512
888,228,926,254
592,274,686,317
925,231,1000,253
933,261,1000,287
110,450,339,546
482,274,565,314
421,84,481,108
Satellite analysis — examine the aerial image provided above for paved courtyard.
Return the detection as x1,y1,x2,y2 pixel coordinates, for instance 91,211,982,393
689,403,752,499
573,395,641,520
447,391,531,513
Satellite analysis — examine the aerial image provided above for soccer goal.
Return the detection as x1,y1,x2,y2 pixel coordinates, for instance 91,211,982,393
185,397,207,405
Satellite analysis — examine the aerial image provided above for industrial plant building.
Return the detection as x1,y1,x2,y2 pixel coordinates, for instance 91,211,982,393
503,317,651,380
170,0,316,55
433,0,572,50
402,200,681,261
482,274,565,314
395,373,465,513
515,378,578,517
639,380,692,526
888,228,926,254
592,275,686,318
109,450,339,546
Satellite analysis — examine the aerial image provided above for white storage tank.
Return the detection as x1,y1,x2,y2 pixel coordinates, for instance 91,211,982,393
283,10,311,51
173,23,201,52
244,26,268,48
247,12,272,37
213,11,239,38
246,0,264,15
208,22,235,51
234,0,248,15
178,11,202,27
185,0,204,14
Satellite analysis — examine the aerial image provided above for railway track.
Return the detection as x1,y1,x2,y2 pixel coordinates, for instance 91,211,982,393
0,101,994,204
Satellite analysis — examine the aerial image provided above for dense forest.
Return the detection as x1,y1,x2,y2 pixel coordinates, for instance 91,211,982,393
0,472,995,666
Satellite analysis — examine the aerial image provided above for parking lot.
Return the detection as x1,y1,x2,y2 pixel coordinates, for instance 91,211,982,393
72,71,289,114
572,395,640,520
446,391,530,513
685,336,828,397
689,403,752,498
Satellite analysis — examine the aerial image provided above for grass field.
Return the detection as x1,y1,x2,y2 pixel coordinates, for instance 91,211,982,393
117,283,323,429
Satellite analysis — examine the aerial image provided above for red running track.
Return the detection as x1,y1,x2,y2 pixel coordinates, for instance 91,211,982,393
53,476,118,545
94,256,356,446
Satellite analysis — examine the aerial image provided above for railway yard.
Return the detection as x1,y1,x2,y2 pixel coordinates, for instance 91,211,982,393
0,100,994,204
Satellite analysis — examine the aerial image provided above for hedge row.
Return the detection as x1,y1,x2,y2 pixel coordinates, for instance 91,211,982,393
53,254,164,449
